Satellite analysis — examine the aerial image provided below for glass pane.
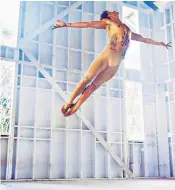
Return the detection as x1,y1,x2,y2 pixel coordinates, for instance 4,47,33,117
169,62,175,78
165,8,171,24
173,23,175,41
83,1,94,13
164,83,168,92
149,14,153,29
167,25,173,61
150,30,154,39
123,1,138,7
167,25,172,42
139,12,149,28
168,48,174,62
124,41,141,70
168,82,173,93
139,2,150,9
160,12,164,27
171,5,174,21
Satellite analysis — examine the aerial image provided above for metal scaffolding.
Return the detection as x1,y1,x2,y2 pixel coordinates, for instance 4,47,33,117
18,0,133,177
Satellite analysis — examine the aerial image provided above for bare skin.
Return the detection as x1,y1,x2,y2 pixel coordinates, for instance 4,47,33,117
53,11,171,117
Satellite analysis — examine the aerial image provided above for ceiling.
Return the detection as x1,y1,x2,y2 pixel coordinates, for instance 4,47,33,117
123,1,170,11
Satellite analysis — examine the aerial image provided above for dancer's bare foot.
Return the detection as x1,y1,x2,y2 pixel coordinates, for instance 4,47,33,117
63,103,78,117
61,103,73,114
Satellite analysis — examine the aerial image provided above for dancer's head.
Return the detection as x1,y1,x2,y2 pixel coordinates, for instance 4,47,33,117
100,10,119,20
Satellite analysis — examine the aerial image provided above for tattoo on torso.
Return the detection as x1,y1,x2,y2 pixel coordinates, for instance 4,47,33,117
121,32,130,47
107,24,110,30
110,34,117,46
110,32,130,49
109,32,130,58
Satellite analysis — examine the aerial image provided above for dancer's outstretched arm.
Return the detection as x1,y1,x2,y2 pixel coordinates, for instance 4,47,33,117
53,19,108,30
131,32,172,49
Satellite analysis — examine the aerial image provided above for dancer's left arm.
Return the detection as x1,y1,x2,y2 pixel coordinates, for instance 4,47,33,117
131,32,172,49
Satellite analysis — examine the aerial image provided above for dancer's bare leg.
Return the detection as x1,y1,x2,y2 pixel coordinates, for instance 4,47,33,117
62,54,107,114
64,64,119,117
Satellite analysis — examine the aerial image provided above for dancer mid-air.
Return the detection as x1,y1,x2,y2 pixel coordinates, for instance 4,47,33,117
53,11,171,117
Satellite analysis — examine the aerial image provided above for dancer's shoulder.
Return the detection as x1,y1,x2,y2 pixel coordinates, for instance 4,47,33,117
101,18,111,24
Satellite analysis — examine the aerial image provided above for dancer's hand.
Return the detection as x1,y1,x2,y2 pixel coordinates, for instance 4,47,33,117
52,20,66,30
160,42,172,49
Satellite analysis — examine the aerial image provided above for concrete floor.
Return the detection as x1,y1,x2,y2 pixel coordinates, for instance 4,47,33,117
1,179,175,190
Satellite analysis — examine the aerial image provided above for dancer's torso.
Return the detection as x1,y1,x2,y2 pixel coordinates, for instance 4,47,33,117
105,20,131,60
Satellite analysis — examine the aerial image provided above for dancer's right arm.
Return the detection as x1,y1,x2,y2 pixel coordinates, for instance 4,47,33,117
53,19,108,30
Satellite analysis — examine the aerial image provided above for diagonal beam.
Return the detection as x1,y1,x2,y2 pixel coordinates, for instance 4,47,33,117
19,44,134,178
19,1,85,44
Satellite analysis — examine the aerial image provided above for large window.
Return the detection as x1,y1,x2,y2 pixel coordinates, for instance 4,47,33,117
0,0,20,47
122,6,144,141
0,0,19,134
125,81,144,141
122,6,140,70
122,6,139,33
0,61,15,134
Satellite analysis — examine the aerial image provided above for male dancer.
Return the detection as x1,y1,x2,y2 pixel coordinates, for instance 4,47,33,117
53,11,171,117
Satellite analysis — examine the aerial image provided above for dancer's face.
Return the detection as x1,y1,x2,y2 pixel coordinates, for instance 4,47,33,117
108,11,119,19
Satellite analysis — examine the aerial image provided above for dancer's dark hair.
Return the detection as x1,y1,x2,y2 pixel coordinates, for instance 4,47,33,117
100,10,111,20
